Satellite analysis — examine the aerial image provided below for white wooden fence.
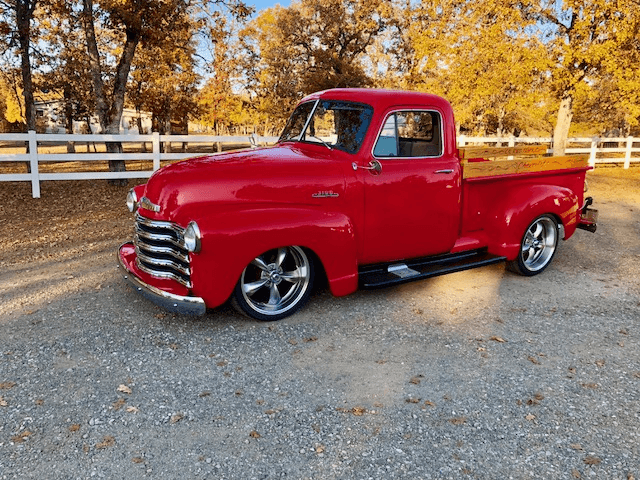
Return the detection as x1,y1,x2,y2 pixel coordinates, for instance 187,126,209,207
0,131,278,198
459,135,640,170
1,131,638,198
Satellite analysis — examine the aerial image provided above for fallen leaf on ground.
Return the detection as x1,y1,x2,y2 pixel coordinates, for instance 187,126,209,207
0,397,7,407
525,414,536,421
69,424,81,432
336,406,367,416
112,398,126,411
199,391,211,397
449,417,466,425
132,457,144,464
316,445,325,453
528,356,541,365
303,336,318,343
581,383,598,389
405,397,420,404
583,456,601,465
96,436,115,449
490,336,506,343
424,400,436,407
249,430,261,438
170,413,184,424
12,431,32,443
126,406,139,413
0,382,16,390
595,359,605,367
117,384,132,394
572,470,581,478
570,444,583,450
409,375,423,385
352,406,366,416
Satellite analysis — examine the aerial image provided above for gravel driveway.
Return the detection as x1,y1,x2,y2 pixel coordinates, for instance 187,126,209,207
1,167,639,479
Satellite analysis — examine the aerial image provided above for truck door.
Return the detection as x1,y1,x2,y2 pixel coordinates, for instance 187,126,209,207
360,110,461,264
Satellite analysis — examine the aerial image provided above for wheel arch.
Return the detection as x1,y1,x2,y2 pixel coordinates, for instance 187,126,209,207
486,184,579,261
187,207,359,309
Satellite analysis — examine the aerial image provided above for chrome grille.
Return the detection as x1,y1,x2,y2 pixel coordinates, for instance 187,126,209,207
134,213,192,287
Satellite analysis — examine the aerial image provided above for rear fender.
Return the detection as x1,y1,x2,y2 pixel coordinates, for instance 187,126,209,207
486,185,579,260
188,207,358,308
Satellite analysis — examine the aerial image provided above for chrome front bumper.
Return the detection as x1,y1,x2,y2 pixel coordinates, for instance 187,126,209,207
118,243,206,316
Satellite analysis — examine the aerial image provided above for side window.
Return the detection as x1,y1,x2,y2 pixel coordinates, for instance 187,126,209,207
373,111,442,158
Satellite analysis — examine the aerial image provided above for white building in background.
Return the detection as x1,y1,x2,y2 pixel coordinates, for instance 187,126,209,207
34,100,153,134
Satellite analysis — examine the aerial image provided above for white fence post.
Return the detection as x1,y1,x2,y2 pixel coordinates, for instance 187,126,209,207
589,137,598,168
507,136,515,160
624,136,632,169
458,135,466,148
28,130,40,198
152,132,160,171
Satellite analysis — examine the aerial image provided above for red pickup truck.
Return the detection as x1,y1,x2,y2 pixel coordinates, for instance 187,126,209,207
118,88,597,320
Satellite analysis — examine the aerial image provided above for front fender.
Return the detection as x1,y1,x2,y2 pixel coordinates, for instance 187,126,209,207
486,185,579,260
188,207,358,308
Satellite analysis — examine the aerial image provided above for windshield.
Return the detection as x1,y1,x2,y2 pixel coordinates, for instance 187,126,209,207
278,100,374,154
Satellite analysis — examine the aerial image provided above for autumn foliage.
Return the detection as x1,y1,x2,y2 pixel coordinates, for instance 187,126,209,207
1,0,640,149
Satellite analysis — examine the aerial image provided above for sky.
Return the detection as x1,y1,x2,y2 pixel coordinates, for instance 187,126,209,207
249,0,290,14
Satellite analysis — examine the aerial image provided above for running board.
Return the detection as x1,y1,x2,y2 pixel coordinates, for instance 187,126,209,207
358,249,506,289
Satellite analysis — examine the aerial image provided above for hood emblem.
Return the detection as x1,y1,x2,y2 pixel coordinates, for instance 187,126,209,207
312,191,339,198
140,196,161,212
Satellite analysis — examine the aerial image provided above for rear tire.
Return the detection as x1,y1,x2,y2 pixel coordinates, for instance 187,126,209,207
231,246,314,321
507,215,559,276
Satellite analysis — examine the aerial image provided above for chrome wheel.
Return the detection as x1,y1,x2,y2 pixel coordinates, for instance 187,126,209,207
508,215,558,276
233,246,313,320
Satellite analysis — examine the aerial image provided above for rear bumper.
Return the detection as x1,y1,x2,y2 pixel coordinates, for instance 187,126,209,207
118,242,207,316
577,196,598,233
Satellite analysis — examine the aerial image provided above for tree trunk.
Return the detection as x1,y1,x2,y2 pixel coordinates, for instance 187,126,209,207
16,0,37,173
82,0,141,185
553,95,573,156
64,86,76,153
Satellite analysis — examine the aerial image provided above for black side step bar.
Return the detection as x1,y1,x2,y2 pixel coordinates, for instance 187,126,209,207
358,248,506,289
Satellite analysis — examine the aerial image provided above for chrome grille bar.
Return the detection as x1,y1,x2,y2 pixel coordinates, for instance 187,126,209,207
134,213,192,288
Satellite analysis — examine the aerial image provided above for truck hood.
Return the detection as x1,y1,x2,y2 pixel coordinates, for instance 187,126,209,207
141,145,348,223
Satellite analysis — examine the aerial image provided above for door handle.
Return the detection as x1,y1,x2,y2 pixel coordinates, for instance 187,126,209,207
352,160,382,175
435,169,454,174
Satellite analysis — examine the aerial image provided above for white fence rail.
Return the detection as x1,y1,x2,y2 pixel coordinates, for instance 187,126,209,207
458,135,640,170
1,132,639,198
0,131,278,198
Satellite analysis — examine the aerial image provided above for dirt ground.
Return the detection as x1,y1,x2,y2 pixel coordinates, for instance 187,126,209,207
0,165,639,318
1,165,639,478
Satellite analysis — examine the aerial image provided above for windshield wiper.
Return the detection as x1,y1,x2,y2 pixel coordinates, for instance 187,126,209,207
306,135,333,151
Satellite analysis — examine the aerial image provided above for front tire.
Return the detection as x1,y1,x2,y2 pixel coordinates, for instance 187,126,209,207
507,215,559,276
231,246,314,321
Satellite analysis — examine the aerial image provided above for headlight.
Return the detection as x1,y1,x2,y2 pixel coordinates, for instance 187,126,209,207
183,221,201,253
126,189,138,212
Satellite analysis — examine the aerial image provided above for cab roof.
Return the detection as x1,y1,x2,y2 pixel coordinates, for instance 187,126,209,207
299,88,453,113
